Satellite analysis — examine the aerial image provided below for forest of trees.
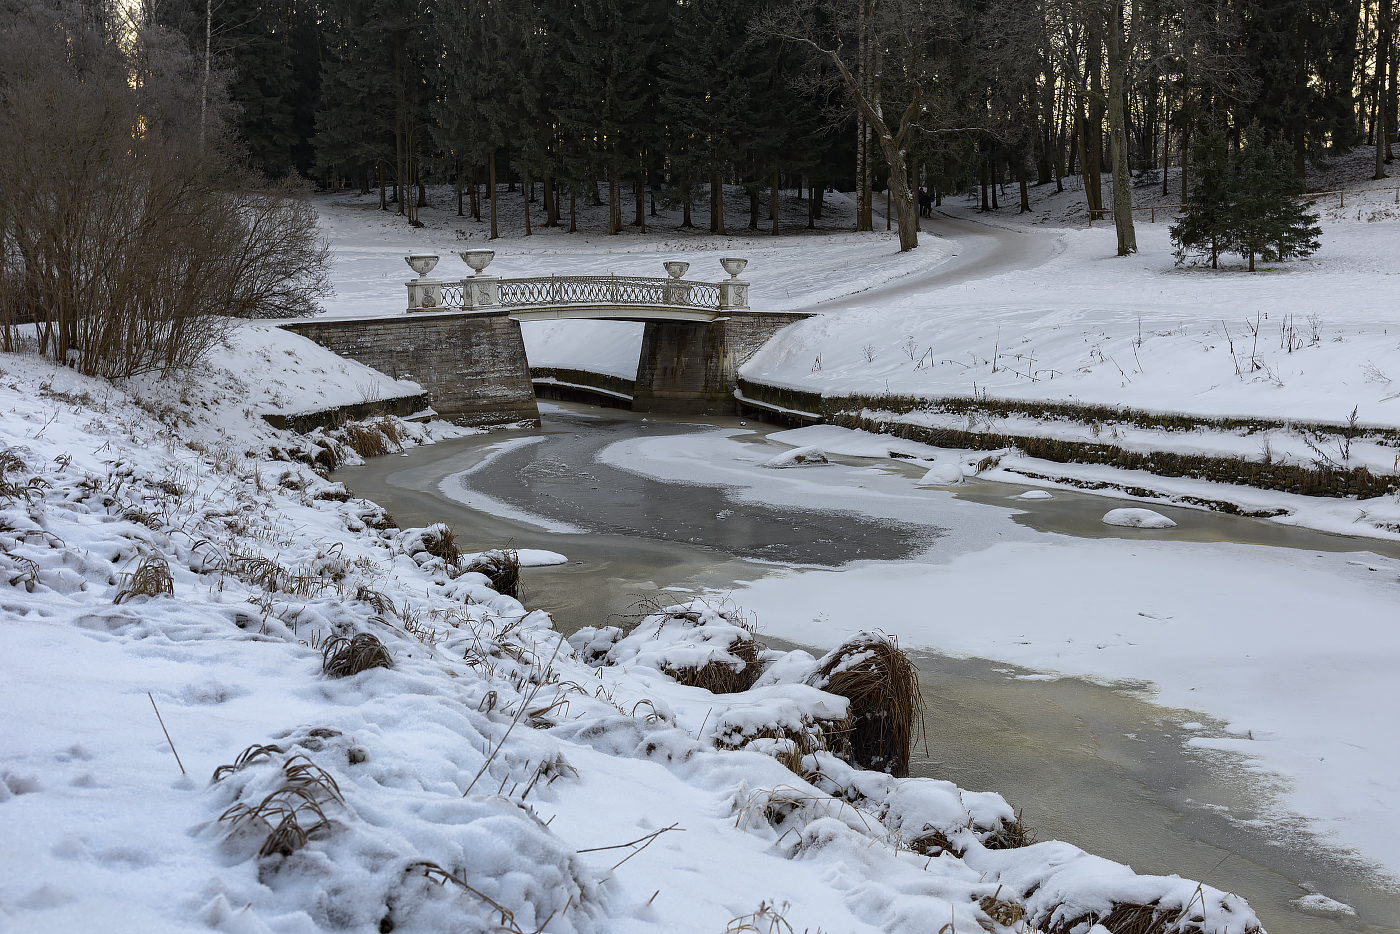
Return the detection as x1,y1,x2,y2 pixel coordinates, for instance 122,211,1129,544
157,0,1397,253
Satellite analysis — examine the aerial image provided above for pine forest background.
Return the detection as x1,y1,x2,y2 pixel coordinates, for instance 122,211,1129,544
151,0,1399,238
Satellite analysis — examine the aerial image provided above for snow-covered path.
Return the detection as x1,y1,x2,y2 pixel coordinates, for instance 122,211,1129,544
788,210,1065,313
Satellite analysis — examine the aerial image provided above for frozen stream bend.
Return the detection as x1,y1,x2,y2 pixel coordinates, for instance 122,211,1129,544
333,403,1400,934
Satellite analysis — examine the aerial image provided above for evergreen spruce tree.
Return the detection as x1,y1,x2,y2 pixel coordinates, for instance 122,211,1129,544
1170,127,1234,268
1229,130,1321,270
1172,125,1322,271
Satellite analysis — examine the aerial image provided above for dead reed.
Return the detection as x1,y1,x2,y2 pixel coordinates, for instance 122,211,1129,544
982,809,1035,849
979,888,1025,928
321,633,394,677
808,631,922,776
340,422,389,458
1049,902,1185,934
663,638,763,694
462,548,520,598
113,554,174,602
0,448,47,503
421,524,461,565
212,743,284,782
218,754,343,858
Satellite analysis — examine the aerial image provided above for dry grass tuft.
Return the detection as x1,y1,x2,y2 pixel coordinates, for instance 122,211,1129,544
354,584,394,616
421,524,460,565
219,753,343,858
462,548,520,598
983,809,1035,849
979,887,1025,929
724,900,794,934
322,632,394,677
809,631,922,776
1049,902,1184,934
664,637,763,695
212,743,285,783
908,827,961,858
114,554,174,602
340,422,389,458
0,448,49,504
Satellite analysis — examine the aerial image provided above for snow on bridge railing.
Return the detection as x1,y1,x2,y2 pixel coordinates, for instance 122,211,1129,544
402,252,750,315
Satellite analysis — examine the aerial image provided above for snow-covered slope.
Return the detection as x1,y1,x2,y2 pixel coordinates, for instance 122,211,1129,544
0,335,1264,933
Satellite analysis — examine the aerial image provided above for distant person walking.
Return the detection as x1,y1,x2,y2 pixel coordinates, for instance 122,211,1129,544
918,188,932,218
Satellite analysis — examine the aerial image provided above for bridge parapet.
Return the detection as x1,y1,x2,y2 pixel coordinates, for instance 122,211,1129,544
406,252,751,320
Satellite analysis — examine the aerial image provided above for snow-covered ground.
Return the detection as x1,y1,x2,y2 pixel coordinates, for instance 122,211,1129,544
2,336,1274,933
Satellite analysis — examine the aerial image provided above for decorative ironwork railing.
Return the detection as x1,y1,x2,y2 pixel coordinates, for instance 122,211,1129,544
440,283,464,308
499,275,720,310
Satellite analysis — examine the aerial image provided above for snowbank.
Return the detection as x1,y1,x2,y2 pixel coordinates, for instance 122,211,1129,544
0,348,1266,931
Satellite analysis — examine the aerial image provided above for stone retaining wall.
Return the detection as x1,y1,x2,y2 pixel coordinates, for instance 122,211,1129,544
281,313,538,428
735,378,1398,500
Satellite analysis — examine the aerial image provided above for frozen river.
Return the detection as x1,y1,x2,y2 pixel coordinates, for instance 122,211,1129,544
333,401,1400,933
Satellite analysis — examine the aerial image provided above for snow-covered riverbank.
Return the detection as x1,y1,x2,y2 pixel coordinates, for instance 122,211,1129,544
1,340,1275,933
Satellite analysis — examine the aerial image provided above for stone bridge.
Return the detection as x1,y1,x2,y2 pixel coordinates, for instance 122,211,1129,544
280,252,811,427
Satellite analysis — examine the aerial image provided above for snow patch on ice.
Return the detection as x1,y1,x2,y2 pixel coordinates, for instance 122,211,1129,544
1102,508,1177,528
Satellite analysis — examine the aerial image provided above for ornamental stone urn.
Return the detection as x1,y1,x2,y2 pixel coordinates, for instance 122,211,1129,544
663,261,691,306
460,249,495,276
405,254,442,312
719,257,748,278
457,250,500,311
718,257,749,311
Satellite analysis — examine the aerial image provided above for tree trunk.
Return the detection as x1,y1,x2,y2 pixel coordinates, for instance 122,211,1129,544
544,173,556,226
1377,0,1392,179
608,172,620,235
489,151,498,240
710,170,725,234
1105,0,1138,254
523,171,532,236
771,171,780,235
570,185,577,233
1018,156,1030,213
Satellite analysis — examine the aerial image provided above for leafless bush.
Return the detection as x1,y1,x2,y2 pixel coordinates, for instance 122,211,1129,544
0,0,330,378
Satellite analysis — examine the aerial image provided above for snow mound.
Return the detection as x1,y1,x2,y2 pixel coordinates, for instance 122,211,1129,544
1017,490,1054,500
921,463,966,485
761,445,829,468
469,548,567,567
1102,507,1177,528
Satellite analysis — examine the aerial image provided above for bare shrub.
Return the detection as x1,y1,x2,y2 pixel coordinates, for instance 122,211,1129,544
114,554,174,602
808,631,922,776
321,632,393,677
0,1,330,378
